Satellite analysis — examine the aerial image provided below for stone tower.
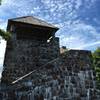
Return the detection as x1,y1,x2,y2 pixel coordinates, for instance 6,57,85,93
1,16,59,84
0,16,99,100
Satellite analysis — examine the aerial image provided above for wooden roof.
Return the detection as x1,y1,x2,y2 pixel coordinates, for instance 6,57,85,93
8,16,59,30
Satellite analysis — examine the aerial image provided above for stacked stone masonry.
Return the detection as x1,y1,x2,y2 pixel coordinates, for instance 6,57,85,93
0,16,100,100
1,37,59,83
1,50,100,100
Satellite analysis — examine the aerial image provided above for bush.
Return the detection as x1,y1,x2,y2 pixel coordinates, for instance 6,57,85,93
0,29,11,40
92,47,100,89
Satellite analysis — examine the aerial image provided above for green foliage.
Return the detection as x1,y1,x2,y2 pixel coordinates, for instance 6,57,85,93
0,0,2,5
93,47,100,57
0,29,11,41
92,47,100,89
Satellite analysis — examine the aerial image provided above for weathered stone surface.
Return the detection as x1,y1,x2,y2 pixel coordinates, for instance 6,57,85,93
1,37,59,84
0,16,100,100
1,49,99,100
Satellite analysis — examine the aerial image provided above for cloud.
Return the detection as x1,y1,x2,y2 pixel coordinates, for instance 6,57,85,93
0,39,6,64
0,0,99,52
0,63,3,78
60,35,86,49
0,39,6,75
58,20,100,50
78,41,100,49
0,19,7,29
0,0,97,24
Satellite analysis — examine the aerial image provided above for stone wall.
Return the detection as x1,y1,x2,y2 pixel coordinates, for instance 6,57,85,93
1,37,60,84
1,50,100,100
0,29,100,99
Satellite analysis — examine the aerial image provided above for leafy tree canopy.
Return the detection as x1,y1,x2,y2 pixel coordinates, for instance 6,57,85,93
92,47,100,89
0,0,2,5
93,47,100,58
0,29,11,41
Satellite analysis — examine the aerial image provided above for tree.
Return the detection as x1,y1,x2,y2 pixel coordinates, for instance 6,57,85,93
92,47,100,89
0,0,2,5
0,29,11,41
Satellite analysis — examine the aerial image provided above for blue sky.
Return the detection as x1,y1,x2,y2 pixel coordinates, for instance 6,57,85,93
0,0,100,68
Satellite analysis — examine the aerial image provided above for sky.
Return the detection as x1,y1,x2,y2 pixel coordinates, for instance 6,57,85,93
0,0,100,71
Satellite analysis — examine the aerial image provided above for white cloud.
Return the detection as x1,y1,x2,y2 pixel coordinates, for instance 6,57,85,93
78,41,100,49
0,0,96,24
0,19,7,29
0,39,6,77
0,39,6,65
0,0,99,51
58,20,100,50
60,35,86,49
60,35,100,50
